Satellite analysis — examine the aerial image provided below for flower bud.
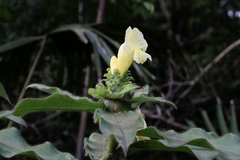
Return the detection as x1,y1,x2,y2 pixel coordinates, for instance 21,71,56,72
110,56,118,74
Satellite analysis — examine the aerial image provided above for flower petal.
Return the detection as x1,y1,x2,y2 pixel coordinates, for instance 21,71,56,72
117,43,134,74
125,27,148,51
133,48,152,64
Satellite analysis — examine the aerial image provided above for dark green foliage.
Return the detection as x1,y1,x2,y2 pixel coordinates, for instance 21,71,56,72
0,127,76,160
133,127,240,160
13,84,105,116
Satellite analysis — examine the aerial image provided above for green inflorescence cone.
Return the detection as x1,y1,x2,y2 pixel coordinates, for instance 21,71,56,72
103,68,134,92
88,68,137,111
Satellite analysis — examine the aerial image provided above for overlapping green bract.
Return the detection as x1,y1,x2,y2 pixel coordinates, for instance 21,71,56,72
0,127,76,160
131,127,240,160
88,68,176,111
89,68,138,100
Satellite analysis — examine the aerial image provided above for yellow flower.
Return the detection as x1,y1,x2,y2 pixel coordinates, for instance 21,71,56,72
117,43,134,74
110,26,152,74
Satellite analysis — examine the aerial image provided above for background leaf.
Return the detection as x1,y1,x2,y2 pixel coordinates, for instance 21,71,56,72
216,99,228,134
0,110,27,127
0,36,43,53
50,24,89,44
0,127,76,160
0,82,10,103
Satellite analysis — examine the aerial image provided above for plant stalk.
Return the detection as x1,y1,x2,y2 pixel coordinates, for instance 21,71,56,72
17,36,46,104
101,135,118,160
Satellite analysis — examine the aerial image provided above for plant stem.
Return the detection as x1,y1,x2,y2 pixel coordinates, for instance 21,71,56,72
7,36,46,128
17,36,46,104
101,135,118,160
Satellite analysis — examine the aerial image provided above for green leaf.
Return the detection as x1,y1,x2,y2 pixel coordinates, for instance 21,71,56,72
128,95,177,109
135,127,240,160
0,110,27,127
111,84,139,99
143,2,154,13
230,101,239,135
13,94,104,116
89,26,120,49
13,84,105,116
0,82,10,103
185,119,197,128
0,36,43,54
130,85,149,98
27,83,61,94
88,84,111,99
200,109,216,133
130,140,219,160
0,127,76,160
94,109,145,155
84,133,109,160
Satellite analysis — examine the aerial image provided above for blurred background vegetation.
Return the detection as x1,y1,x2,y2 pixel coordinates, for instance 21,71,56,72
0,0,240,159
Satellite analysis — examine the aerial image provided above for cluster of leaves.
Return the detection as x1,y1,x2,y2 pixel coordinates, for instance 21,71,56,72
0,69,240,160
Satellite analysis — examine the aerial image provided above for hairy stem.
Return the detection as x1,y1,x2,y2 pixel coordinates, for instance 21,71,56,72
101,135,118,160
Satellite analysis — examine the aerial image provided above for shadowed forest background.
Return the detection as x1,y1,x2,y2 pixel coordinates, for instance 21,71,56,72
0,0,240,159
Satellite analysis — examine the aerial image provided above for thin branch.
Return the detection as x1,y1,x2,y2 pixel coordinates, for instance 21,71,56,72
96,0,107,23
76,66,90,160
177,39,240,102
159,0,171,20
159,0,173,38
166,58,174,99
32,111,63,126
160,81,191,88
141,109,189,130
17,36,46,103
78,2,84,23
